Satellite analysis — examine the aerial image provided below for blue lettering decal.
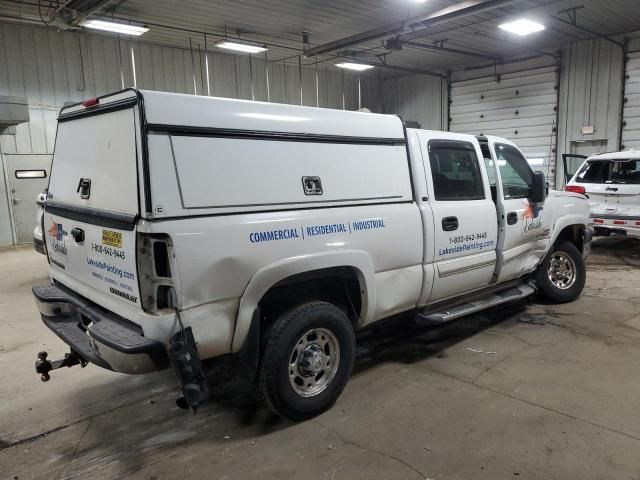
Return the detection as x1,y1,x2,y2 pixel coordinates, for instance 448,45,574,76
249,228,300,243
351,218,386,231
305,223,348,237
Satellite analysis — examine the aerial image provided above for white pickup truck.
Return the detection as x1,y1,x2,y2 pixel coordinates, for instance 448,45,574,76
34,89,592,420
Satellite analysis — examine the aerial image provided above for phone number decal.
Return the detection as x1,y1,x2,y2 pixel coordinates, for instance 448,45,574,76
91,243,126,260
448,232,488,245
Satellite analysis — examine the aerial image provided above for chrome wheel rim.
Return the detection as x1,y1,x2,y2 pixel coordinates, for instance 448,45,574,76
289,328,340,398
548,251,577,290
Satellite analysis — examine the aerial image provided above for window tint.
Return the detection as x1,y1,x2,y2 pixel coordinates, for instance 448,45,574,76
480,144,497,186
495,144,532,199
428,140,485,201
575,160,640,184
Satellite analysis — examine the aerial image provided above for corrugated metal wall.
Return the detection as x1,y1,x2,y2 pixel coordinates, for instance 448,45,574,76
558,38,624,184
450,64,559,187
381,74,447,130
0,22,380,246
0,23,377,156
621,38,640,150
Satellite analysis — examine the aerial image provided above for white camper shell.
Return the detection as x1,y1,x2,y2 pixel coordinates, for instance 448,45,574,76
34,89,592,420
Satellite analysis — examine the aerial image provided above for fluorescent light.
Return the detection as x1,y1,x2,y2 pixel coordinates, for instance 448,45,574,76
499,19,545,36
81,19,149,36
215,41,267,54
335,62,375,71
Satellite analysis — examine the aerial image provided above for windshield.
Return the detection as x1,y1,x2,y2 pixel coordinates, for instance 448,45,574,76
575,159,640,184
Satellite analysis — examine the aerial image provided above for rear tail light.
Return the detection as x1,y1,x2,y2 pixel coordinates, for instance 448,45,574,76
137,234,176,313
594,219,604,224
565,185,586,195
82,97,100,107
613,220,626,225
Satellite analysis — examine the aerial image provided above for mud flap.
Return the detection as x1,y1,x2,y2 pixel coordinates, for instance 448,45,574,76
169,326,209,412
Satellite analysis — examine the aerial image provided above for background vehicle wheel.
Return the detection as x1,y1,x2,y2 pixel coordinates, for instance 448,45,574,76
535,241,586,303
257,301,355,421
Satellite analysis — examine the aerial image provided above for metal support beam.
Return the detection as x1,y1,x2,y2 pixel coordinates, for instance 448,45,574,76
305,0,517,57
402,40,501,61
474,31,561,62
548,15,625,49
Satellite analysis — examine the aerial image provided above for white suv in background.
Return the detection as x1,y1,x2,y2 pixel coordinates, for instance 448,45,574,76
566,151,640,238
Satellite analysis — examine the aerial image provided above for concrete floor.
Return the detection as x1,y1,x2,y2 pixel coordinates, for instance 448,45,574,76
1,238,640,480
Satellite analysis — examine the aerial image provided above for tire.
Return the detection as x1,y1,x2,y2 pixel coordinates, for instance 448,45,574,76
257,301,355,421
534,241,586,303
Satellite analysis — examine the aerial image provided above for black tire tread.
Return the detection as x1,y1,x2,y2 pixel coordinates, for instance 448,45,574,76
535,240,586,303
257,301,354,420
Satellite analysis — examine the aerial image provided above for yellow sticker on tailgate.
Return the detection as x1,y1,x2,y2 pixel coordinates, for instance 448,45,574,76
102,230,123,248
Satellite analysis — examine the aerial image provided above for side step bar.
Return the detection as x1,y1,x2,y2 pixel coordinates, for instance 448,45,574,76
415,283,535,326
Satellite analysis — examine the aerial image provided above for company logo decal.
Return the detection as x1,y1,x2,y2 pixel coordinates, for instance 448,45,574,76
522,200,543,233
48,220,67,255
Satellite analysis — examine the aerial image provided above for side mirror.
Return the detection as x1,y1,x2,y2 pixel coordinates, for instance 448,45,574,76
531,171,547,203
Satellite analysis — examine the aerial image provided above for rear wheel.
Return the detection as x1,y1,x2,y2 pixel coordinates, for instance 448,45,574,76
535,241,586,303
257,301,355,421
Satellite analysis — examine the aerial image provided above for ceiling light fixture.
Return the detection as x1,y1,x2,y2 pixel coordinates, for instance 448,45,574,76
335,62,375,71
498,19,545,36
215,41,268,54
80,19,149,36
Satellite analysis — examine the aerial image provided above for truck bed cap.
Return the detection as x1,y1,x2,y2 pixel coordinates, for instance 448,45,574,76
139,89,405,140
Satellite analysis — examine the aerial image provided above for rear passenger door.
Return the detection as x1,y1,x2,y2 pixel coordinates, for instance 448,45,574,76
419,132,498,302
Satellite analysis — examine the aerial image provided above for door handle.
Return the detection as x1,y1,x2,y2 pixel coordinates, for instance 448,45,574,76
442,216,459,232
12,197,22,205
70,228,85,243
76,178,91,199
507,212,518,225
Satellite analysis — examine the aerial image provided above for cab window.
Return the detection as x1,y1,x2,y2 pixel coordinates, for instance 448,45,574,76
428,140,485,201
480,144,498,186
495,143,533,199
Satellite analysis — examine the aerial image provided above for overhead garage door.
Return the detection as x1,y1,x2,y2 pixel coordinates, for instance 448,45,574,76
621,51,640,150
450,65,559,188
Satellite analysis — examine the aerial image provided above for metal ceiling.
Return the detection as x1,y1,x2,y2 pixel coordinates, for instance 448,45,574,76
2,0,640,75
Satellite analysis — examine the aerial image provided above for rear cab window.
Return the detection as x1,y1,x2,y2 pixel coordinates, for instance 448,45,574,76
575,159,640,184
428,140,485,201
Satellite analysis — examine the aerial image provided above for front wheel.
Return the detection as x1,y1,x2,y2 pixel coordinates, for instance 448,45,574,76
257,302,355,421
534,241,586,303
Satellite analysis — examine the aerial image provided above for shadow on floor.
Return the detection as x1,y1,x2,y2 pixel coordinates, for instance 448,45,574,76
589,235,640,267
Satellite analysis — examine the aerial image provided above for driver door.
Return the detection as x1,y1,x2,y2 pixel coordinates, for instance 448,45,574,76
488,140,549,283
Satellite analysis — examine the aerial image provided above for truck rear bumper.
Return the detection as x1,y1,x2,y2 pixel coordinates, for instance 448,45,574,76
590,216,640,238
33,284,169,374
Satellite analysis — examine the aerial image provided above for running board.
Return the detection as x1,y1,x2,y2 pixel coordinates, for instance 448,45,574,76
415,284,536,325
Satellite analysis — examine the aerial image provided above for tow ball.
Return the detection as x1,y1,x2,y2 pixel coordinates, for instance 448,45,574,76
35,351,87,382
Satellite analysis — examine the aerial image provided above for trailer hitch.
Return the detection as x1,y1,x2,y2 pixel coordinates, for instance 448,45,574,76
35,350,87,382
